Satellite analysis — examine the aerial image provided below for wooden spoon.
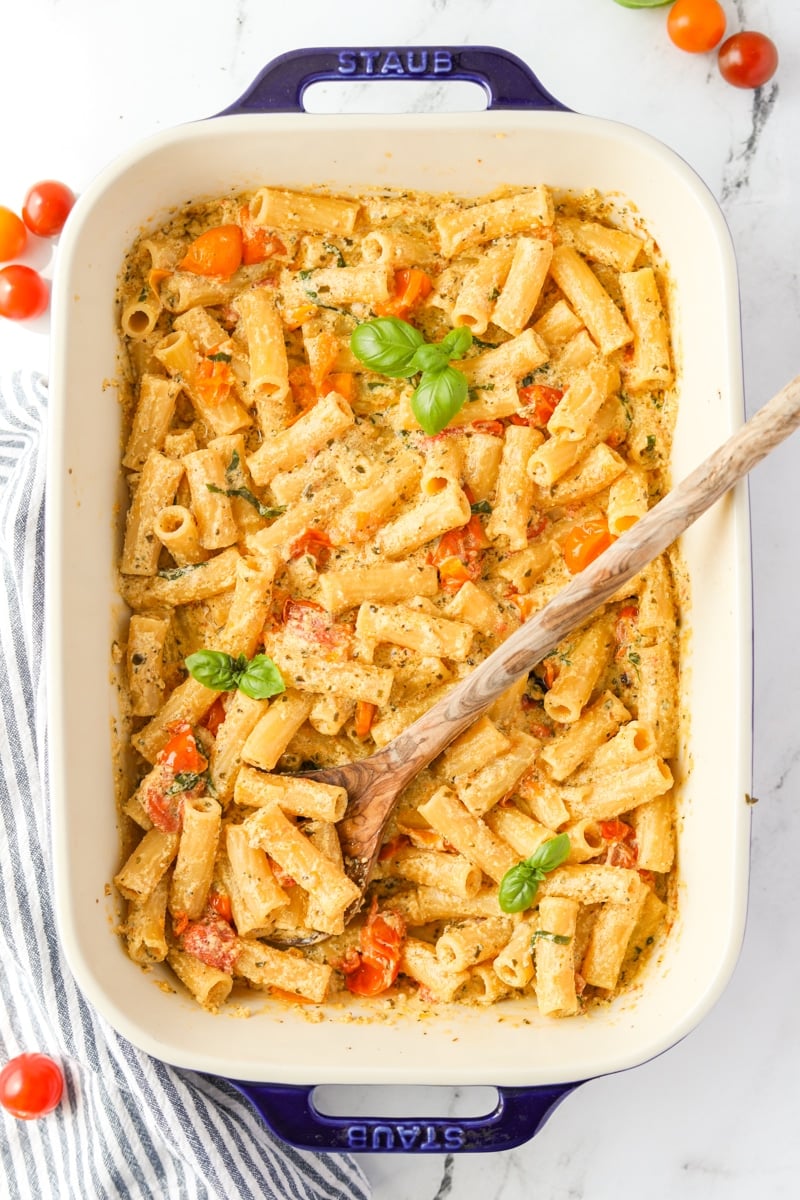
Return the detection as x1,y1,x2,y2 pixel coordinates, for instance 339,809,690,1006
285,372,800,940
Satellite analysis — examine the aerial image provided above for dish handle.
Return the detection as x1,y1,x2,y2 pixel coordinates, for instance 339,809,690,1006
215,46,569,116
229,1080,582,1154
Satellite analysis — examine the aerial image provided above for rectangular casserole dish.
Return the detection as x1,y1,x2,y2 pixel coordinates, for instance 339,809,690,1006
47,46,750,1153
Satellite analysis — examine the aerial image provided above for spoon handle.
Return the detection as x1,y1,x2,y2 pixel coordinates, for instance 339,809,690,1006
377,371,800,779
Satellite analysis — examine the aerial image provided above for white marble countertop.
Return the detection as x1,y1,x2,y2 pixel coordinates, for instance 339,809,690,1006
2,1,797,1197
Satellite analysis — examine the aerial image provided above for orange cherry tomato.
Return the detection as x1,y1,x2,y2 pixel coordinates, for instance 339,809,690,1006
667,0,726,54
0,265,48,321
561,514,613,575
718,31,778,89
207,888,234,924
22,180,75,237
354,700,377,739
0,207,27,261
179,225,243,277
0,1054,63,1120
375,267,433,317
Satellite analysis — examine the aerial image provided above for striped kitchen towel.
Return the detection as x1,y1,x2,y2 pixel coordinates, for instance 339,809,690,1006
0,372,370,1200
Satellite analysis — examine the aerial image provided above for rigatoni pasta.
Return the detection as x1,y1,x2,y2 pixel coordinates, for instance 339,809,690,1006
114,178,680,1020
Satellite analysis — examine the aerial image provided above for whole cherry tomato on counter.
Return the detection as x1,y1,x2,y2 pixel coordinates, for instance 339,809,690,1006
0,265,49,321
0,207,27,262
22,181,75,238
718,31,779,88
0,1053,64,1120
667,0,726,53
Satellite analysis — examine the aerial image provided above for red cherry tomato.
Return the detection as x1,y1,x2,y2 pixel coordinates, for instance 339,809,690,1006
718,32,778,89
0,207,27,262
0,1054,64,1120
667,0,726,53
0,265,49,321
22,180,75,238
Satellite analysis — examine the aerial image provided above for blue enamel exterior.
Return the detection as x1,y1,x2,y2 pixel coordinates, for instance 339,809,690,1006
215,45,570,115
230,1081,581,1154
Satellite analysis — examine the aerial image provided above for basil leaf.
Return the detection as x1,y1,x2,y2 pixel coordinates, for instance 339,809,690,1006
208,351,232,362
158,561,205,581
237,654,286,701
166,771,206,796
409,343,448,374
470,499,492,514
410,364,468,435
184,650,240,691
528,833,571,874
350,317,424,378
498,862,544,914
613,0,672,7
439,325,472,360
530,930,571,946
498,833,571,913
206,482,285,520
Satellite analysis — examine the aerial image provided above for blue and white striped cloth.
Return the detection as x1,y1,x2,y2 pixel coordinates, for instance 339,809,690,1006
0,373,370,1200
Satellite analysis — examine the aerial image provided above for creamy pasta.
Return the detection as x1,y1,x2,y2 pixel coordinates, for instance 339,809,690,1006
114,182,679,1018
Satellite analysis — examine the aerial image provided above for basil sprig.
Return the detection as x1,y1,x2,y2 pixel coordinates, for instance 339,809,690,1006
185,650,285,701
498,833,571,914
350,316,473,435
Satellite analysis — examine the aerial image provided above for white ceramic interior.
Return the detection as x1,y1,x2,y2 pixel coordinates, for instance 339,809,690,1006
47,109,750,1087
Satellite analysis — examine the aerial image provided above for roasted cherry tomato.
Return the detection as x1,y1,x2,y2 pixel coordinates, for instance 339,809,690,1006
667,0,726,53
0,265,49,321
157,721,207,774
22,180,75,237
0,207,27,261
718,31,778,89
0,1054,64,1120
344,901,406,997
179,225,243,277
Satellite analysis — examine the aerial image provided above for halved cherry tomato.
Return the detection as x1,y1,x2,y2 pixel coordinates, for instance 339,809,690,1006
182,915,239,972
239,206,287,265
429,511,488,593
158,721,207,774
207,888,233,924
288,363,317,410
718,31,778,89
0,1054,63,1120
287,528,333,564
667,0,726,53
321,371,355,402
0,266,48,321
606,840,639,869
269,858,297,889
202,696,227,737
515,383,564,427
599,819,635,843
375,267,433,318
194,352,234,407
22,180,75,237
0,207,27,261
560,514,613,575
179,225,243,277
378,834,410,862
345,901,406,997
470,419,505,437
282,597,351,656
354,700,377,739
